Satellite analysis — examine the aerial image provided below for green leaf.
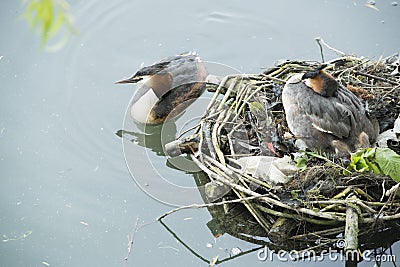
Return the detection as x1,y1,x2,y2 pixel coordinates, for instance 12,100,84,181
347,154,370,172
22,0,76,50
47,12,64,40
374,148,400,182
294,153,313,170
295,157,308,170
363,147,376,158
346,147,400,182
365,159,381,174
355,157,369,172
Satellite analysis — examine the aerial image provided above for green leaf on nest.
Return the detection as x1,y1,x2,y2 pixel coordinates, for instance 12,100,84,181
374,148,400,182
345,147,400,182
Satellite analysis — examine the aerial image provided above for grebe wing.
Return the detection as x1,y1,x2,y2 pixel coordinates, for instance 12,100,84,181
297,95,354,139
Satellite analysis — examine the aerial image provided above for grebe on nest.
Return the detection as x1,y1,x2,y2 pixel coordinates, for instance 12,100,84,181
282,65,378,154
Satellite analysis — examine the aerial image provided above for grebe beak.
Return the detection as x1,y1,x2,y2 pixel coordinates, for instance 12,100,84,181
115,76,143,84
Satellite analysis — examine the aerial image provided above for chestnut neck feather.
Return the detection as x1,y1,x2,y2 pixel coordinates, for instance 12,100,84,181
147,73,173,98
306,70,338,97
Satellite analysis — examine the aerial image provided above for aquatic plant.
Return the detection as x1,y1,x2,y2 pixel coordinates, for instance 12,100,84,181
23,0,76,50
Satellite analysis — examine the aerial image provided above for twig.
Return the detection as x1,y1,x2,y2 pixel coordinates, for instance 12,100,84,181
354,71,400,86
216,77,238,112
205,168,347,221
176,124,200,139
309,199,400,207
156,194,271,221
385,183,400,197
316,37,325,62
256,205,338,226
233,189,272,232
159,220,209,264
260,73,286,83
290,226,345,240
211,110,226,165
190,153,218,178
344,197,359,252
124,217,140,263
302,151,349,173
315,37,346,57
379,85,400,101
204,75,232,114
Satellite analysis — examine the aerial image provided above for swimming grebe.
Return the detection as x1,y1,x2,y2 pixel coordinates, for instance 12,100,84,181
116,52,208,124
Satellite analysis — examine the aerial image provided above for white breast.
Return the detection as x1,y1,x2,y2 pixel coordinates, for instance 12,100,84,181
130,87,159,124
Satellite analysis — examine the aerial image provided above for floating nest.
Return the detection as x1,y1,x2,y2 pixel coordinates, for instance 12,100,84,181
165,55,400,254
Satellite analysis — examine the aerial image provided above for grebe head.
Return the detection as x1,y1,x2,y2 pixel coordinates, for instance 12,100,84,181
302,65,338,97
116,52,207,124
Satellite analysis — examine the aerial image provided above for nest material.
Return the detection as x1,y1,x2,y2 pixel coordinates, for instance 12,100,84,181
171,55,400,251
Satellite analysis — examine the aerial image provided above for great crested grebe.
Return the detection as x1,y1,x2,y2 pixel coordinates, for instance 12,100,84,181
282,65,378,154
116,52,208,124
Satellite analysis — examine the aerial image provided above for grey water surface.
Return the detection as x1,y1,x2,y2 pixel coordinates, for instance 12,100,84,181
1,0,399,266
